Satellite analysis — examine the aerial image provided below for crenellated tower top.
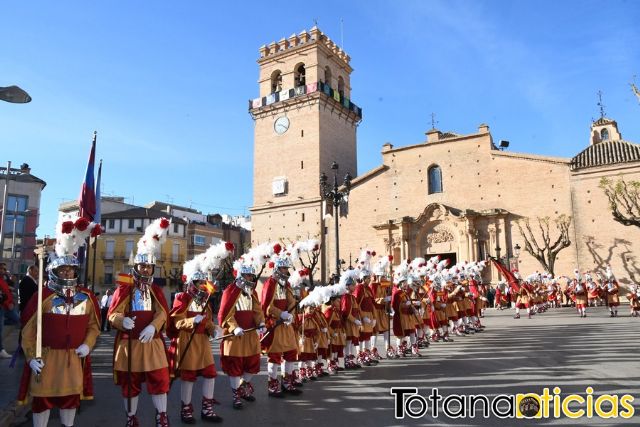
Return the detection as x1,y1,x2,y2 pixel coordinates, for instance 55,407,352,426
258,26,351,65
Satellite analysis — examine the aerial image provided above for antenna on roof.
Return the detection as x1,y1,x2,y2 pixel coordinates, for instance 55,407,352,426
631,76,640,105
340,18,344,49
430,112,439,130
597,90,606,118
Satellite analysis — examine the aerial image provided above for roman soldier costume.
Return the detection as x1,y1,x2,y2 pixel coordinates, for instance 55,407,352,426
168,242,233,423
108,218,171,427
370,255,392,358
18,214,102,427
604,266,620,317
260,246,301,396
219,254,265,409
323,296,346,373
339,269,363,368
390,262,421,357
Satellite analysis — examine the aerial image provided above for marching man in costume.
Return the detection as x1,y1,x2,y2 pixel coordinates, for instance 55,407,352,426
108,218,172,427
260,244,301,396
571,270,588,318
370,256,392,358
339,269,363,368
627,284,640,317
18,214,102,427
354,250,377,366
168,242,234,424
391,262,422,357
218,252,266,409
323,292,346,373
604,266,620,317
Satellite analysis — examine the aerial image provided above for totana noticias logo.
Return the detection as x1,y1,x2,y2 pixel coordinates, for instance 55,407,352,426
391,387,635,420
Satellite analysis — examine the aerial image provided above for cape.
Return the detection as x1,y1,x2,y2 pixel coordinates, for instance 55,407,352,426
260,276,278,315
18,285,100,403
217,284,243,327
390,287,404,337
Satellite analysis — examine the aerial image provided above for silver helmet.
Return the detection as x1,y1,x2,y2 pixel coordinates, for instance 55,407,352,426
236,264,257,295
186,271,211,305
273,258,292,285
47,255,80,295
132,253,156,286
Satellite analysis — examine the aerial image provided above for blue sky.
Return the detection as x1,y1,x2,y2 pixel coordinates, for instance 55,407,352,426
2,0,639,237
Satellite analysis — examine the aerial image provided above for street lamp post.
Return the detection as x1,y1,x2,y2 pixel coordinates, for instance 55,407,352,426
320,161,352,276
0,161,12,263
513,243,521,271
0,85,31,264
0,86,32,104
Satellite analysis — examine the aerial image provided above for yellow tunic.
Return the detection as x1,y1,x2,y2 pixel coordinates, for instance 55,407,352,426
221,291,264,357
172,300,215,371
371,283,390,333
109,288,168,372
265,284,298,353
21,292,100,398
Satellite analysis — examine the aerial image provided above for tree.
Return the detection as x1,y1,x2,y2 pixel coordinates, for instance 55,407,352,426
600,177,640,228
516,214,572,277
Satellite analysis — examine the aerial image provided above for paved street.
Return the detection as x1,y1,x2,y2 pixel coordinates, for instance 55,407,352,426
2,306,639,426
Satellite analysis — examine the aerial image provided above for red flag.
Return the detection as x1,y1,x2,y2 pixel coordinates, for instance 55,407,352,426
489,257,520,293
78,132,97,220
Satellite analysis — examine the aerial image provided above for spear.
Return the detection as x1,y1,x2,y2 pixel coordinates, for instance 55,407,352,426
33,245,45,383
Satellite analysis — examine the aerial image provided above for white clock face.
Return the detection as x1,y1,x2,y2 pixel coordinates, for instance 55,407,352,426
274,116,290,135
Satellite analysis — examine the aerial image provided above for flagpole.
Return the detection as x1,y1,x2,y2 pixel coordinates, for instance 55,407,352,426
91,159,102,293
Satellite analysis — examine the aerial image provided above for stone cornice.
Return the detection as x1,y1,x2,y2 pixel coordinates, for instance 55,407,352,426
491,150,570,165
384,132,487,154
249,91,361,126
250,196,322,213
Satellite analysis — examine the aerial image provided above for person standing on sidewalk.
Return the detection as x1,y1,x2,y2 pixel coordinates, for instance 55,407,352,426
100,289,113,332
18,264,39,314
0,272,20,358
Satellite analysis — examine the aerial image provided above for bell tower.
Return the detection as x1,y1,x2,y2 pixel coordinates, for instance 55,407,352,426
249,27,362,257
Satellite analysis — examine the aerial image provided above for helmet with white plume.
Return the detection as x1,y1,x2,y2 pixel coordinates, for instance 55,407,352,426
47,213,102,296
133,217,171,286
269,242,293,285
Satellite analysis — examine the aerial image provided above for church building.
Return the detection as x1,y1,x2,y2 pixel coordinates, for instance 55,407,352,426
249,27,640,287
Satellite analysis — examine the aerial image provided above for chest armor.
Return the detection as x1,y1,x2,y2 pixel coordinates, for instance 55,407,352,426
50,292,90,315
131,288,153,311
188,298,206,312
235,292,253,312
275,284,288,300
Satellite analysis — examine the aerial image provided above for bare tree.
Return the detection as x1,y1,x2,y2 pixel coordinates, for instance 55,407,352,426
298,245,321,289
517,214,572,276
600,177,640,228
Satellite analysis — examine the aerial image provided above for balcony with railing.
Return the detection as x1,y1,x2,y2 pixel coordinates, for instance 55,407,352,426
248,81,362,119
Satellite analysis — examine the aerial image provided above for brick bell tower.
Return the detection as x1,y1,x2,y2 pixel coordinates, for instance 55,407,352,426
249,27,362,281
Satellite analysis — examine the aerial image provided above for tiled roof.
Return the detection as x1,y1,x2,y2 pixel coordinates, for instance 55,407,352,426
570,140,640,171
592,117,616,126
101,207,187,223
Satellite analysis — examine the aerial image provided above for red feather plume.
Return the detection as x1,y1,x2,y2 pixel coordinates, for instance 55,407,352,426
159,218,170,229
225,242,235,252
61,221,74,234
90,224,103,237
75,217,90,231
273,243,282,254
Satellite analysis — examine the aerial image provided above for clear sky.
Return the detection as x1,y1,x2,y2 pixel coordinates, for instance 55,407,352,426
2,0,639,237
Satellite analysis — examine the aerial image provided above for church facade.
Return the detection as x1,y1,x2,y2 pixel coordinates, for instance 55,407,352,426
249,27,640,287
